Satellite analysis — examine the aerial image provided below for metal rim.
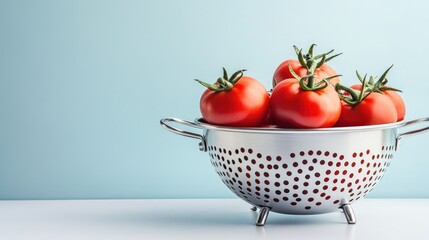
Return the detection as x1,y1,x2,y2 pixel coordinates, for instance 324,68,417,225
194,118,406,134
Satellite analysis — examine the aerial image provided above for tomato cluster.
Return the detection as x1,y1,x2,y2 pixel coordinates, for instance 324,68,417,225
196,45,405,128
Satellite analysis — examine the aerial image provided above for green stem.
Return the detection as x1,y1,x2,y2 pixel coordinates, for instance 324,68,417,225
372,65,401,93
306,59,318,88
299,75,317,91
335,84,360,102
196,68,246,92
335,77,371,106
294,44,340,89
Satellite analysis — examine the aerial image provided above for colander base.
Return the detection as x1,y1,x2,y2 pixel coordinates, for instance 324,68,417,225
252,203,356,226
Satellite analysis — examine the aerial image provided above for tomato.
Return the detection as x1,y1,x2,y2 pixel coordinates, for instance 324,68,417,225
273,59,340,87
197,69,269,127
335,73,398,127
272,44,341,87
350,66,405,121
270,78,341,128
335,92,397,127
351,84,405,121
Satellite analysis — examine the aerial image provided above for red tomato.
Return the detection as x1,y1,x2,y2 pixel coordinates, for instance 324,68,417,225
351,84,405,121
335,92,398,127
383,90,405,121
259,105,277,127
198,74,269,127
273,59,340,87
270,78,341,128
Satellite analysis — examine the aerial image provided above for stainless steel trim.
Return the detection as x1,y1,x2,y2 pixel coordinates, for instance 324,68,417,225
160,117,207,151
396,117,429,150
195,118,406,134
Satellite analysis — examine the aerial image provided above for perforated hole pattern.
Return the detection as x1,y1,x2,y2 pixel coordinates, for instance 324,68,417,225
208,145,395,213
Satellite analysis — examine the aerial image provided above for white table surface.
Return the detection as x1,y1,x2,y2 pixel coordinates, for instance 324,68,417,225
0,198,428,240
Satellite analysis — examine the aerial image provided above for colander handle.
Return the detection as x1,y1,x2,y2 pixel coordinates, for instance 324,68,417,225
160,117,207,151
396,117,429,149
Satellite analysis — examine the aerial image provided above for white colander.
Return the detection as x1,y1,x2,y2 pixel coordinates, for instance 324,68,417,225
160,117,429,226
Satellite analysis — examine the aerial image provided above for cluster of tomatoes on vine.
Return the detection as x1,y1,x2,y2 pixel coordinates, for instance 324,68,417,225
195,44,405,128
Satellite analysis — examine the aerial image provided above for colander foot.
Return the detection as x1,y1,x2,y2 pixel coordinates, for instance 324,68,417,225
256,207,270,226
250,206,257,211
342,204,357,224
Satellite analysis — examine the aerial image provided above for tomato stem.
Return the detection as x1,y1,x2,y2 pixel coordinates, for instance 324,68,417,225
306,59,318,88
372,65,402,93
355,66,401,93
195,68,247,92
294,44,342,89
289,63,341,91
336,73,372,106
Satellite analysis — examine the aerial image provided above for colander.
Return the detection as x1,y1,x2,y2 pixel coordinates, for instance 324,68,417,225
160,117,429,226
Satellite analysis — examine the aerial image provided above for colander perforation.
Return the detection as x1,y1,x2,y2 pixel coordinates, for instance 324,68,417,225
209,144,394,214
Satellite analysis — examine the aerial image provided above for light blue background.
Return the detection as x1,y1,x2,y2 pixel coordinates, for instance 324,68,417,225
1,0,428,200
